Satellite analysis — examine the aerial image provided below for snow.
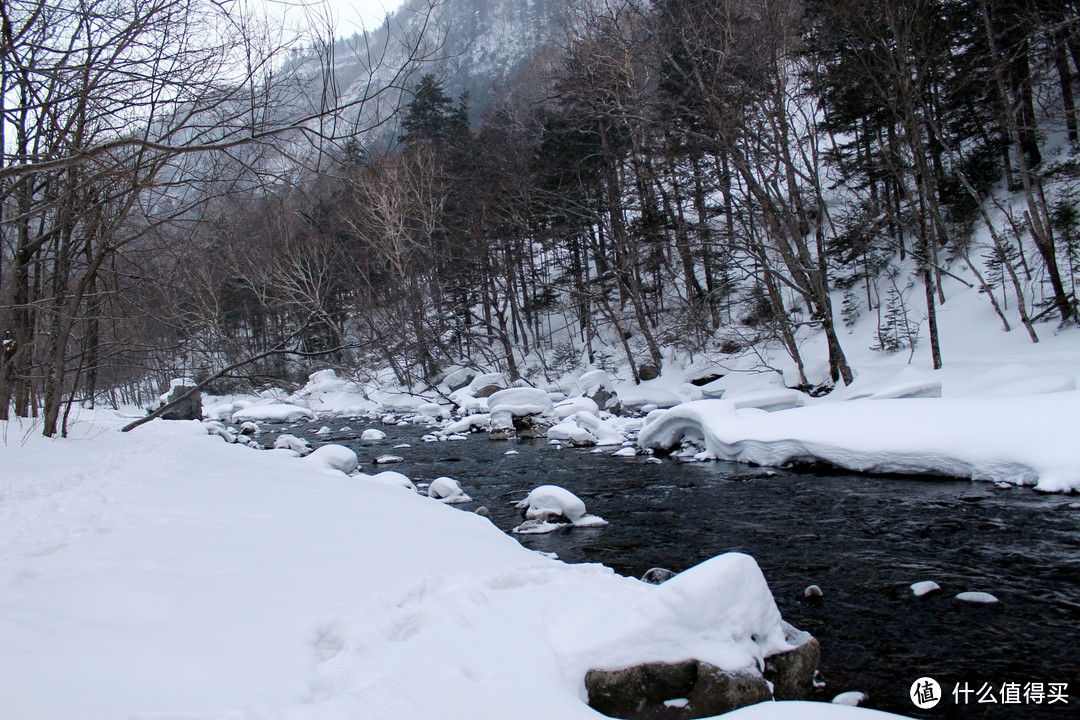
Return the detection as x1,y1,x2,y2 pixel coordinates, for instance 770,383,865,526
638,392,1080,492
0,413,908,720
361,469,417,491
833,692,870,706
487,387,554,428
232,402,317,423
955,591,1000,604
360,427,387,441
910,581,941,597
515,484,588,522
303,444,358,474
554,396,600,419
272,433,313,455
427,476,471,503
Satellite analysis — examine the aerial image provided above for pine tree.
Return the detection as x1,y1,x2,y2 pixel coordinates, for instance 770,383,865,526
399,74,455,145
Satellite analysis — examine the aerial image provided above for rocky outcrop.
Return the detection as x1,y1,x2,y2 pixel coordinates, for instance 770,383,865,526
585,660,771,720
160,383,201,420
763,621,821,700
585,622,820,719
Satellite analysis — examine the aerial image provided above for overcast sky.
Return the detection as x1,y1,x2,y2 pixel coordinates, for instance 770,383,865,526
264,0,405,36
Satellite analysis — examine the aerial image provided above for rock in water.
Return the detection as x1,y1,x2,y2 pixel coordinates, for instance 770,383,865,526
374,454,403,464
515,485,587,522
764,621,821,700
803,584,824,599
303,444,358,474
910,581,941,597
641,567,677,585
832,691,868,706
273,433,312,455
585,660,771,719
955,591,1000,604
427,476,471,503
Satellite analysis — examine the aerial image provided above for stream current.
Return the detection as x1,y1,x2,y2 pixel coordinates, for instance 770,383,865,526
272,419,1080,718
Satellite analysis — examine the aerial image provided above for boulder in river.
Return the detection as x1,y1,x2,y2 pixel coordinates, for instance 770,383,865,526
640,567,677,585
585,660,771,719
764,621,821,700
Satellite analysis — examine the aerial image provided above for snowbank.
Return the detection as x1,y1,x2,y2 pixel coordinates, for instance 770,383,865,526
232,402,317,423
638,394,1080,492
0,413,903,720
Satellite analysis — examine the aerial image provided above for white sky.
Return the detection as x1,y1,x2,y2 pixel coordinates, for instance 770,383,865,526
263,0,405,36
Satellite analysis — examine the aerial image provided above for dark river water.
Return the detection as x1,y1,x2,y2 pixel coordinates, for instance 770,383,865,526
271,419,1080,719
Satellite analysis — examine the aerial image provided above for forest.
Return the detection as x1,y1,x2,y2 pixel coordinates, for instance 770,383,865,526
1,0,1079,436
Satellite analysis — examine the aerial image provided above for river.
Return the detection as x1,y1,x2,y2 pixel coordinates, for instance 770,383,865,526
272,418,1080,718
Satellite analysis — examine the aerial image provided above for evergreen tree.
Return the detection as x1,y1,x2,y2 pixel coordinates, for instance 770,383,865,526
399,74,455,145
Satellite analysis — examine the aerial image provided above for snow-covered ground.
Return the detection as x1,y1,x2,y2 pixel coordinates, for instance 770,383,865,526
0,411,910,720
3,249,1077,718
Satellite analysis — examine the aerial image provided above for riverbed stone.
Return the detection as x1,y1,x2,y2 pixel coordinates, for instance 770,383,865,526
764,621,821,700
640,567,677,585
513,414,555,438
585,660,771,719
474,384,503,398
488,426,515,440
161,384,201,420
688,663,771,717
638,364,661,381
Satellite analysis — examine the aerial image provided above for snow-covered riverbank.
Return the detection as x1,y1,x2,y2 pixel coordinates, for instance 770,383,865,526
198,279,1080,493
0,411,910,719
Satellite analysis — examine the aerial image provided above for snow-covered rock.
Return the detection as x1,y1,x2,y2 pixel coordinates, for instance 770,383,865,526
427,477,471,504
232,403,317,423
361,428,387,441
204,421,237,443
637,396,1080,492
272,433,313,455
488,387,553,421
832,692,868,706
362,470,417,491
303,444,358,474
955,591,999,604
547,421,599,447
516,485,587,522
554,396,600,420
723,388,807,412
444,413,490,434
512,485,606,533
910,581,941,597
374,454,403,464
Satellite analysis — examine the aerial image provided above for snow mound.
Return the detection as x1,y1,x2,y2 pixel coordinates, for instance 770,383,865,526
444,413,490,434
516,485,587,522
723,388,807,411
487,387,554,427
361,428,387,441
362,470,417,491
427,476,471,504
512,485,606,534
553,553,791,680
554,396,600,419
232,403,317,423
272,433,313,455
637,396,1080,492
303,444,358,474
